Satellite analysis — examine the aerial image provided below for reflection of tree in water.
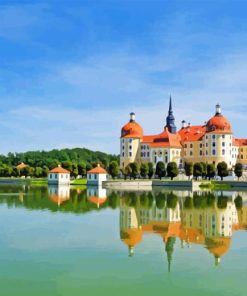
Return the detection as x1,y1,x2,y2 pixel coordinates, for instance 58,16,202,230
193,192,208,209
184,196,193,209
234,195,243,210
167,192,178,209
217,194,228,209
108,191,119,209
155,192,166,209
165,237,176,272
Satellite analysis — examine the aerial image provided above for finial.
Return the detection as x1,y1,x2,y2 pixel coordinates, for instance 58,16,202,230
215,103,221,116
182,120,186,129
130,112,135,122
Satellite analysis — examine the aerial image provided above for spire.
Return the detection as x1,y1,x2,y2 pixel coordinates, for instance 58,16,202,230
165,96,177,133
169,95,172,113
215,104,222,116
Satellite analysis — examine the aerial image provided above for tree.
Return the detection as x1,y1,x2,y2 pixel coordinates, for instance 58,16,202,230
140,163,148,179
166,162,178,180
34,167,43,178
61,161,73,172
78,162,86,177
193,162,203,180
71,163,78,177
217,161,228,181
129,162,140,179
234,163,243,180
206,164,216,180
122,164,132,180
108,161,120,179
155,161,166,180
200,162,207,179
167,192,178,209
234,195,243,209
147,162,154,179
184,162,193,180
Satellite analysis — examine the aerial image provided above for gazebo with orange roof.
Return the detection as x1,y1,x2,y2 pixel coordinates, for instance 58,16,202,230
87,164,108,186
48,165,70,185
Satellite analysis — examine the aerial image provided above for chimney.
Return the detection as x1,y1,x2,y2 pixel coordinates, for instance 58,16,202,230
182,120,186,128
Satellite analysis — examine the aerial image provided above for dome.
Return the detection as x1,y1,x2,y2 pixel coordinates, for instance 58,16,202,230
121,113,143,138
206,104,232,133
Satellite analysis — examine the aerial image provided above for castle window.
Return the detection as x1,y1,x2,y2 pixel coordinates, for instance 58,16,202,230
222,142,225,147
129,152,132,157
190,151,193,156
143,152,146,157
200,150,203,156
212,135,216,140
206,143,208,147
212,149,216,155
200,143,202,148
122,146,124,150
129,139,132,143
122,152,124,157
206,150,208,155
185,144,187,148
129,145,132,150
190,144,193,148
212,142,216,147
222,149,225,155
241,155,243,159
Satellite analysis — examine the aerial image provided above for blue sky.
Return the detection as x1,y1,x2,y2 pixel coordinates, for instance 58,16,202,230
1,0,247,154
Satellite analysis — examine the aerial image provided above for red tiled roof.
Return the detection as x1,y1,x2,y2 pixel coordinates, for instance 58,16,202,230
49,166,70,174
234,138,247,146
142,128,182,148
179,125,206,142
87,164,107,174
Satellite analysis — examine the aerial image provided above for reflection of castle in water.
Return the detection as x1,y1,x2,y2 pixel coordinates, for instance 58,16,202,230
119,191,247,268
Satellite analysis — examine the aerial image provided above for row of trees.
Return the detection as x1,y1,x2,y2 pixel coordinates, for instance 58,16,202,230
184,161,243,180
107,160,244,181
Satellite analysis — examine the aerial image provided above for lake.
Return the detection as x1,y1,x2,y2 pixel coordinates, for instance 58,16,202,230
0,184,246,296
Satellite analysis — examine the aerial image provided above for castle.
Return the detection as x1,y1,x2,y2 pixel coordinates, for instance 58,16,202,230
120,97,247,170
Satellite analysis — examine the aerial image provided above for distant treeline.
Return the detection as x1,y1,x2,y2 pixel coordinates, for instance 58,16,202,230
0,148,119,177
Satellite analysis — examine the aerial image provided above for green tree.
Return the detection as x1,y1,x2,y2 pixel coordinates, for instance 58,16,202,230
206,164,216,180
42,166,49,177
217,161,228,181
155,161,166,180
34,167,43,178
200,162,207,179
61,161,73,172
234,163,243,180
129,162,140,179
78,162,87,177
147,162,154,179
166,162,178,180
184,162,193,180
122,164,132,180
193,162,203,180
140,163,148,179
108,161,120,179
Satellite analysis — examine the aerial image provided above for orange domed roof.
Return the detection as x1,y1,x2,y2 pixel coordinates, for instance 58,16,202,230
121,121,143,138
206,115,232,133
206,105,232,133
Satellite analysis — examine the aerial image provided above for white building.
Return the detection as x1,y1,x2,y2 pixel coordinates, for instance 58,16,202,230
48,165,70,185
87,185,107,208
87,164,107,186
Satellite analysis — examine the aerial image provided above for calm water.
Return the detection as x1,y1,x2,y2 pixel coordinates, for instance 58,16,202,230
0,184,246,296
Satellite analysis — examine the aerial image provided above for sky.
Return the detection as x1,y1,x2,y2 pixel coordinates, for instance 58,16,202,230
1,0,247,155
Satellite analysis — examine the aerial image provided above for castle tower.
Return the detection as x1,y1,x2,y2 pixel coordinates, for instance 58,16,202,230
165,96,177,134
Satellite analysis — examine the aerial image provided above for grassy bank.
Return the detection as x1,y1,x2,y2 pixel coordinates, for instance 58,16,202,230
70,178,87,186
